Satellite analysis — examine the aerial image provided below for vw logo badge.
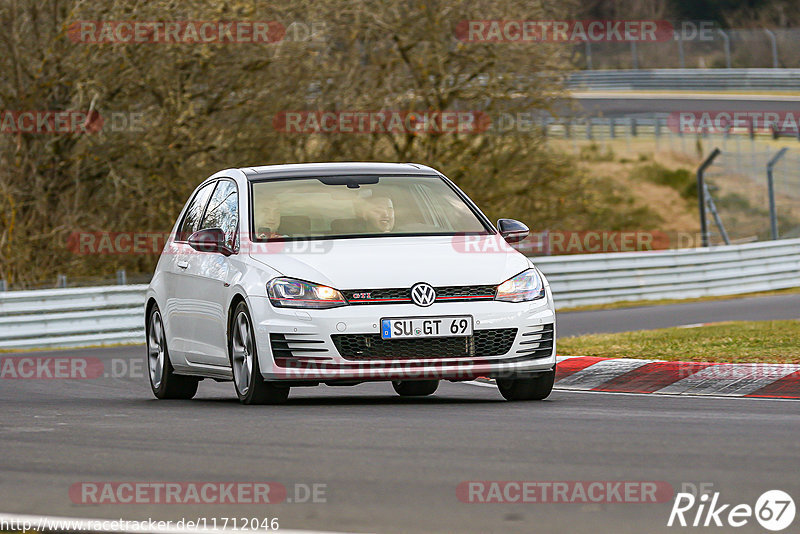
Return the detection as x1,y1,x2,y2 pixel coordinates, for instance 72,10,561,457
410,282,436,307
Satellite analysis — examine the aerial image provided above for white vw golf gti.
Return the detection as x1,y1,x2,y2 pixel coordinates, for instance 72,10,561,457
146,163,556,404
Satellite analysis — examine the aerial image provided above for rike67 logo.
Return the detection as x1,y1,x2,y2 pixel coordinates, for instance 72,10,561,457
668,487,795,531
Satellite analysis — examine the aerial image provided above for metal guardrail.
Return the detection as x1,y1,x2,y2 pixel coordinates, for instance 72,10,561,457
535,238,800,308
0,285,147,350
1,238,799,349
567,68,800,91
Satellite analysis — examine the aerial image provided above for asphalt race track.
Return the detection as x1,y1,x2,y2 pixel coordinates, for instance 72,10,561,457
557,293,800,336
2,295,799,533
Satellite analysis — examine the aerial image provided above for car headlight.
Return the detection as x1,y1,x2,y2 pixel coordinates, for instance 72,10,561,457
495,268,545,302
267,277,347,309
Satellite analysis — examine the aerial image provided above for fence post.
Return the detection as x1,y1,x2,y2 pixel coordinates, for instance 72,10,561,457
764,29,779,68
766,147,788,240
57,274,67,288
718,30,732,68
116,269,128,285
697,148,722,247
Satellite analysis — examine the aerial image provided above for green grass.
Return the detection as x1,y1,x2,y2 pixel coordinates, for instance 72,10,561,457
558,320,800,364
558,286,800,312
579,142,616,162
633,162,696,200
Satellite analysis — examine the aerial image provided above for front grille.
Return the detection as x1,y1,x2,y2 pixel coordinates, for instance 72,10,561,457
342,285,496,305
331,328,517,360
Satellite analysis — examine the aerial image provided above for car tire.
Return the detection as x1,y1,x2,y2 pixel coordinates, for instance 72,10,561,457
147,305,199,400
392,380,439,397
230,301,290,405
496,368,555,401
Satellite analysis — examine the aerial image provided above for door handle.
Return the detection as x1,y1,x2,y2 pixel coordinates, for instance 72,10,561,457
177,260,189,269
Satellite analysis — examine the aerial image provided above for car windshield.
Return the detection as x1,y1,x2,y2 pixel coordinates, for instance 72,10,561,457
250,175,490,240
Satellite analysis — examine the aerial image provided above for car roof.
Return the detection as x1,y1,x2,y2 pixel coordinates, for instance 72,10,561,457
240,162,440,180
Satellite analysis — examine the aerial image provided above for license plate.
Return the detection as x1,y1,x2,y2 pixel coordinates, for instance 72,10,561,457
380,316,473,339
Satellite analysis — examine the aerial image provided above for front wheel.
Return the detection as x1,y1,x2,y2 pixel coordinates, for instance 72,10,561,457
230,302,290,405
147,305,199,400
392,380,439,397
496,369,555,401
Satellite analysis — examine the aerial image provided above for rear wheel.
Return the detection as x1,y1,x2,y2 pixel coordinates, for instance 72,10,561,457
496,369,555,401
230,302,290,405
147,306,199,400
392,380,439,397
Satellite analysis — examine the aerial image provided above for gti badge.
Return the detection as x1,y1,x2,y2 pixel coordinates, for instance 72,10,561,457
410,283,436,307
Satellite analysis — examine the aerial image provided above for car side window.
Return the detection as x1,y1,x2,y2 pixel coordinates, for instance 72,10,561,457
179,181,216,240
201,180,239,250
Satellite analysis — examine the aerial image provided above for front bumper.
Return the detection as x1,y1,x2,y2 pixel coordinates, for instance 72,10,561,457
248,290,556,382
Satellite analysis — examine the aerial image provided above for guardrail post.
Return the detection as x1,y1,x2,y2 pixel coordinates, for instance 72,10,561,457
0,279,6,292
116,269,128,285
766,147,788,240
57,274,67,288
655,117,662,138
609,117,616,138
564,120,571,139
764,29,779,68
677,38,685,69
718,30,732,68
630,118,637,137
586,118,592,140
697,148,722,247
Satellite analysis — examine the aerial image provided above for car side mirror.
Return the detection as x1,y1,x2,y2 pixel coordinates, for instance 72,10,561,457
188,228,234,256
497,219,529,243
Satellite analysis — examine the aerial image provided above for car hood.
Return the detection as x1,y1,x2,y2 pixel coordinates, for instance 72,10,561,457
249,234,530,289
